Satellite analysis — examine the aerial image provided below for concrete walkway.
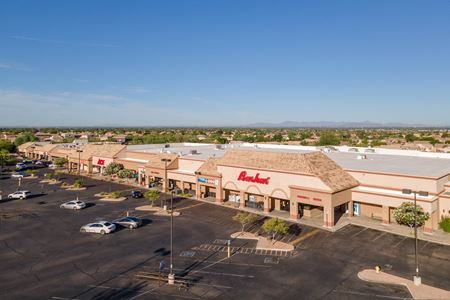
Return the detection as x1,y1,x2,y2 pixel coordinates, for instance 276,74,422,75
358,269,450,300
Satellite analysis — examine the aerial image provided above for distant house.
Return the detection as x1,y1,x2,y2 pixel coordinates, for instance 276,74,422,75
1,134,17,142
113,135,126,143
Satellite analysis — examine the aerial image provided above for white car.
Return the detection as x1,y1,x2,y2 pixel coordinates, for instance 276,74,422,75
80,221,116,235
11,173,24,178
8,191,31,199
60,200,86,210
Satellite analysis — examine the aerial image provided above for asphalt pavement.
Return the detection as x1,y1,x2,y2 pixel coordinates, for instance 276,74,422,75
0,169,449,299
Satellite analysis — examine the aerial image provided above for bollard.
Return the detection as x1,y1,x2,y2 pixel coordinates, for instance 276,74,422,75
375,266,381,273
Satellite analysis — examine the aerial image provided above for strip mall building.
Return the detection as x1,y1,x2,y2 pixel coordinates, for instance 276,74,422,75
19,142,450,232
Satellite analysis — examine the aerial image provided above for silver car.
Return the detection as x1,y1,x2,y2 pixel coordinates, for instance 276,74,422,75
60,200,86,210
80,221,116,235
113,216,143,229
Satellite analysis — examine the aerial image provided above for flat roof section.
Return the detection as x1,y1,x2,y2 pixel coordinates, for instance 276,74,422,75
327,152,450,178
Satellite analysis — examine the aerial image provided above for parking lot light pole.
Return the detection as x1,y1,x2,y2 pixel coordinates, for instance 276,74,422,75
168,189,175,285
402,188,429,286
76,149,83,181
161,158,171,208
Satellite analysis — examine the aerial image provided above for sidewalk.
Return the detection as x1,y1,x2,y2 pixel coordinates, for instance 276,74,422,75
231,231,294,251
358,269,450,299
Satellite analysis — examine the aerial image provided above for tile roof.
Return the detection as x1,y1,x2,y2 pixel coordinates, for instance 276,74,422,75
17,142,36,152
195,158,221,177
200,149,359,193
68,144,126,160
144,153,178,169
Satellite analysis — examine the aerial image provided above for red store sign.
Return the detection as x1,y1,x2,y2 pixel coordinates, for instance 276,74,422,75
97,159,105,166
237,171,270,185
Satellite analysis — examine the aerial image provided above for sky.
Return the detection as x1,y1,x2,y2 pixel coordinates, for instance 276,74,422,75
1,0,450,127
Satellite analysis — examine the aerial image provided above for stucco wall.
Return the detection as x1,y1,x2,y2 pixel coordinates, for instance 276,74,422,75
348,171,440,194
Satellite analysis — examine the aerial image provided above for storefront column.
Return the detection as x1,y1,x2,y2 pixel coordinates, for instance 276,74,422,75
88,160,93,174
290,201,299,219
274,199,281,211
180,181,185,191
263,196,270,213
323,204,334,228
239,191,245,208
195,182,201,199
424,210,436,233
382,205,390,225
348,200,354,217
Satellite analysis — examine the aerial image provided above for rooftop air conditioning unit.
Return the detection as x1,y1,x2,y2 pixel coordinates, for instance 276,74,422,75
164,144,170,148
215,145,222,150
190,149,198,155
357,155,367,160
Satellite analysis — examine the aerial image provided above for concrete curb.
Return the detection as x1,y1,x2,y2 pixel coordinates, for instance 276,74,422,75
358,269,450,300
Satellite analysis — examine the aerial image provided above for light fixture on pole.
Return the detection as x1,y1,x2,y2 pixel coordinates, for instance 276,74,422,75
76,149,83,181
402,188,429,286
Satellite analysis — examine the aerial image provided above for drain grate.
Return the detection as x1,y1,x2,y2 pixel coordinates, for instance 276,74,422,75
180,251,196,257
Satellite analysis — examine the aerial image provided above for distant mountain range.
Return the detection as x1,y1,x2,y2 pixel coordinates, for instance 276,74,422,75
244,121,445,128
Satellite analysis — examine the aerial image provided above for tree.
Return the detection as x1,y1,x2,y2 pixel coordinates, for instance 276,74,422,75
14,132,38,146
262,218,289,243
317,132,340,146
117,169,134,179
104,162,124,175
144,190,160,207
393,202,429,229
0,139,16,152
0,149,11,170
232,212,258,232
272,134,283,142
73,179,84,188
54,157,68,168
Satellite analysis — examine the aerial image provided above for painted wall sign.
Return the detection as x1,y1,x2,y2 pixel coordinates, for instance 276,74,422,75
198,177,218,185
97,159,105,166
237,171,270,185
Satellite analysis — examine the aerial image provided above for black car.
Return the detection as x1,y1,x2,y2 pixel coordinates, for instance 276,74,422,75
131,190,143,198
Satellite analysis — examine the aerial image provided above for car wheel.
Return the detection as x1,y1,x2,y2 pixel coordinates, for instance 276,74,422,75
80,228,86,233
100,230,106,235
19,197,23,200
128,225,135,229
73,207,77,210
8,196,12,199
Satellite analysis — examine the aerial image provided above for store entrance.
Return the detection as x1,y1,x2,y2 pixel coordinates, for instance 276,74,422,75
280,200,290,212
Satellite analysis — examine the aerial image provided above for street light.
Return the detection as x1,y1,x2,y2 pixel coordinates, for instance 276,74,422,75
76,149,83,181
402,188,429,286
161,157,174,285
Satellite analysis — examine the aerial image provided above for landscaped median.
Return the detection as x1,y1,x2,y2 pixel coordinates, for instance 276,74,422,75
135,205,181,216
94,191,127,202
231,231,294,252
358,269,450,300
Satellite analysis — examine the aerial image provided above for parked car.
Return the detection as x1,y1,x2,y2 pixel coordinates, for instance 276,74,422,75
48,164,56,169
11,172,24,178
131,190,143,198
60,200,86,210
80,221,116,235
8,190,31,199
113,216,143,229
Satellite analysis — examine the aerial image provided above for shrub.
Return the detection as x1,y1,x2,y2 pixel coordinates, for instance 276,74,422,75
44,173,54,179
99,191,108,196
109,191,121,199
61,182,70,188
439,217,450,233
54,157,68,168
73,179,83,188
179,193,193,198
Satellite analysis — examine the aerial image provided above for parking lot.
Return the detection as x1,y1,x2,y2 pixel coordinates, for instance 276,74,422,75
1,169,449,299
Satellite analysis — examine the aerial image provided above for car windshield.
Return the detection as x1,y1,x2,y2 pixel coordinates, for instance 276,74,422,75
104,222,112,226
128,217,139,221
75,201,82,204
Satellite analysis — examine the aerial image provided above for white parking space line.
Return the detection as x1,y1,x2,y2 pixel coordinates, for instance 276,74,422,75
351,227,368,238
372,232,387,242
172,268,254,278
393,237,407,248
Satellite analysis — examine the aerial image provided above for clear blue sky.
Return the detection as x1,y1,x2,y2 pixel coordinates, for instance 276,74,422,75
1,0,449,127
